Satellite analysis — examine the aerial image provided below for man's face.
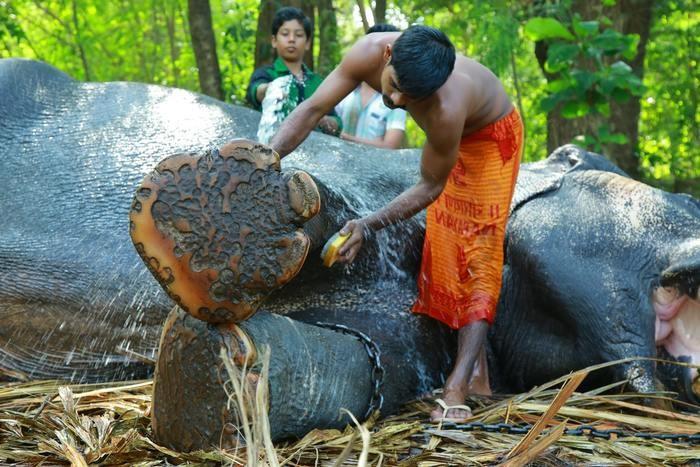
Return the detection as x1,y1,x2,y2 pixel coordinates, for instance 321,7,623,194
272,20,309,63
380,64,410,110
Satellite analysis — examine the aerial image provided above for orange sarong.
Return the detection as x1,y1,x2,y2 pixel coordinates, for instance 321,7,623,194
412,109,523,329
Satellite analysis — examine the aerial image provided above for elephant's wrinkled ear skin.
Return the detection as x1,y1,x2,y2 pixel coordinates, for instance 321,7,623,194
129,139,314,324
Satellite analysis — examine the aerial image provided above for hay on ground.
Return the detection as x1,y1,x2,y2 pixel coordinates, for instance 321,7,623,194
1,358,699,466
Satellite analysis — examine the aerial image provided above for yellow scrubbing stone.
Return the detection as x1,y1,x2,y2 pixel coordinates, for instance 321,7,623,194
320,232,350,267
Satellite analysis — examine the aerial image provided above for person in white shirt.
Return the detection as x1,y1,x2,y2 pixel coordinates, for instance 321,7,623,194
335,24,407,149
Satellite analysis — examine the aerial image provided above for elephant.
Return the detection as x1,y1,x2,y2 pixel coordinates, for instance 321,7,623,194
1,58,698,452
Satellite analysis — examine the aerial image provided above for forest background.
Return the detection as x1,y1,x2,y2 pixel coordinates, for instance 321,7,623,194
1,0,697,194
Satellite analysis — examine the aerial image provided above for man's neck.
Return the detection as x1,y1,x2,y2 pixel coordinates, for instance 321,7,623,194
283,59,304,78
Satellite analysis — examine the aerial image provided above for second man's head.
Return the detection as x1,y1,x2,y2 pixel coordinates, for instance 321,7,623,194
271,7,312,64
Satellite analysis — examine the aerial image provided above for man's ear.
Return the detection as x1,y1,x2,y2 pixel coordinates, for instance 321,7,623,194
271,34,277,47
383,44,392,63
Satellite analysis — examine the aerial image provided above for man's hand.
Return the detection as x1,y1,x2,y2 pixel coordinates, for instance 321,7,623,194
336,219,368,263
318,115,340,136
255,82,270,104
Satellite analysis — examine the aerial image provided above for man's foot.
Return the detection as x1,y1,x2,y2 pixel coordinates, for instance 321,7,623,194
430,388,472,422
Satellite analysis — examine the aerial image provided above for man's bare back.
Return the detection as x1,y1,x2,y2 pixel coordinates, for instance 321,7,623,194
270,31,512,159
269,26,521,424
345,32,513,139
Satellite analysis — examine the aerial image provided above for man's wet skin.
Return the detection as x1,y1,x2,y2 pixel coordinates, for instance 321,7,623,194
351,32,513,137
430,320,490,421
342,34,510,420
270,29,516,422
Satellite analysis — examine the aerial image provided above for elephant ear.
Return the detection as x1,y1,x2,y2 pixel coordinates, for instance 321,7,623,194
661,239,700,299
510,144,628,214
129,139,320,323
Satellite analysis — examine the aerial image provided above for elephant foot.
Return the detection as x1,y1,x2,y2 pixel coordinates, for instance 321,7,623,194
129,139,321,323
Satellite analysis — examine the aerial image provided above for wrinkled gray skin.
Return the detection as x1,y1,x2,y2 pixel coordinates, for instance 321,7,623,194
1,59,698,422
491,147,700,403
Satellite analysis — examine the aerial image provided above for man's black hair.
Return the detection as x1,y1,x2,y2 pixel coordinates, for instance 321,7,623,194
272,7,312,38
366,23,399,34
391,25,455,99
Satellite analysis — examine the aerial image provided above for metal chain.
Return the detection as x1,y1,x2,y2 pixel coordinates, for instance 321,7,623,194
315,322,385,420
312,322,699,444
431,421,700,444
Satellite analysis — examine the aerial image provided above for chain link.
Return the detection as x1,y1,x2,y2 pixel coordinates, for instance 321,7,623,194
431,421,700,444
313,322,699,444
315,322,384,420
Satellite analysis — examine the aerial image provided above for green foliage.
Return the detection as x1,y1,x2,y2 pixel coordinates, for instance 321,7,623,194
524,17,575,41
2,0,200,87
0,1,25,45
638,0,699,189
525,14,645,151
219,0,257,104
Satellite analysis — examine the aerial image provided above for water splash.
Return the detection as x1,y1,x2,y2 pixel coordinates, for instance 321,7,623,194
257,76,295,144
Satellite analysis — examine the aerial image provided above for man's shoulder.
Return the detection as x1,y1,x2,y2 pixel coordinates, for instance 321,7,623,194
250,62,278,81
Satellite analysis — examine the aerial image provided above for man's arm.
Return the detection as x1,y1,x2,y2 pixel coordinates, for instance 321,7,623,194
270,68,358,157
270,38,378,158
337,116,463,262
246,66,273,110
255,83,270,104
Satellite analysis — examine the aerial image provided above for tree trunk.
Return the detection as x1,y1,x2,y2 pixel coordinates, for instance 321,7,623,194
537,0,653,178
254,0,277,68
317,0,339,76
355,0,369,31
70,0,91,81
300,1,315,71
374,0,386,25
165,0,181,86
187,0,223,100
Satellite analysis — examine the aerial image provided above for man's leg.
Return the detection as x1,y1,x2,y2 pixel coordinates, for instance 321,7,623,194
431,319,489,421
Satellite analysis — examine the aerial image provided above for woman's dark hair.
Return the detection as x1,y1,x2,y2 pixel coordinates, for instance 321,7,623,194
391,25,456,99
366,23,399,34
272,7,312,39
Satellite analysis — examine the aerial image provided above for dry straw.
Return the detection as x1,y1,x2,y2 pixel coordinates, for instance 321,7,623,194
0,357,699,465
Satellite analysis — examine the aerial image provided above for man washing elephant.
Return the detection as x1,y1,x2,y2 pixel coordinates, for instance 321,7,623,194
269,25,523,421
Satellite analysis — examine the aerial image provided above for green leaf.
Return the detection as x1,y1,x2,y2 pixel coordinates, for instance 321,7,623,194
628,78,645,96
546,78,575,93
573,19,599,38
594,101,611,117
561,100,590,118
524,17,575,41
607,133,629,144
622,34,640,60
610,60,633,74
599,77,617,94
611,88,631,102
598,127,628,144
571,70,597,92
540,94,563,112
545,42,580,72
591,29,628,54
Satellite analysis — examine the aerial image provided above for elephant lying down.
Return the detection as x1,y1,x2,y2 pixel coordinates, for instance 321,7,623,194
1,58,699,451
